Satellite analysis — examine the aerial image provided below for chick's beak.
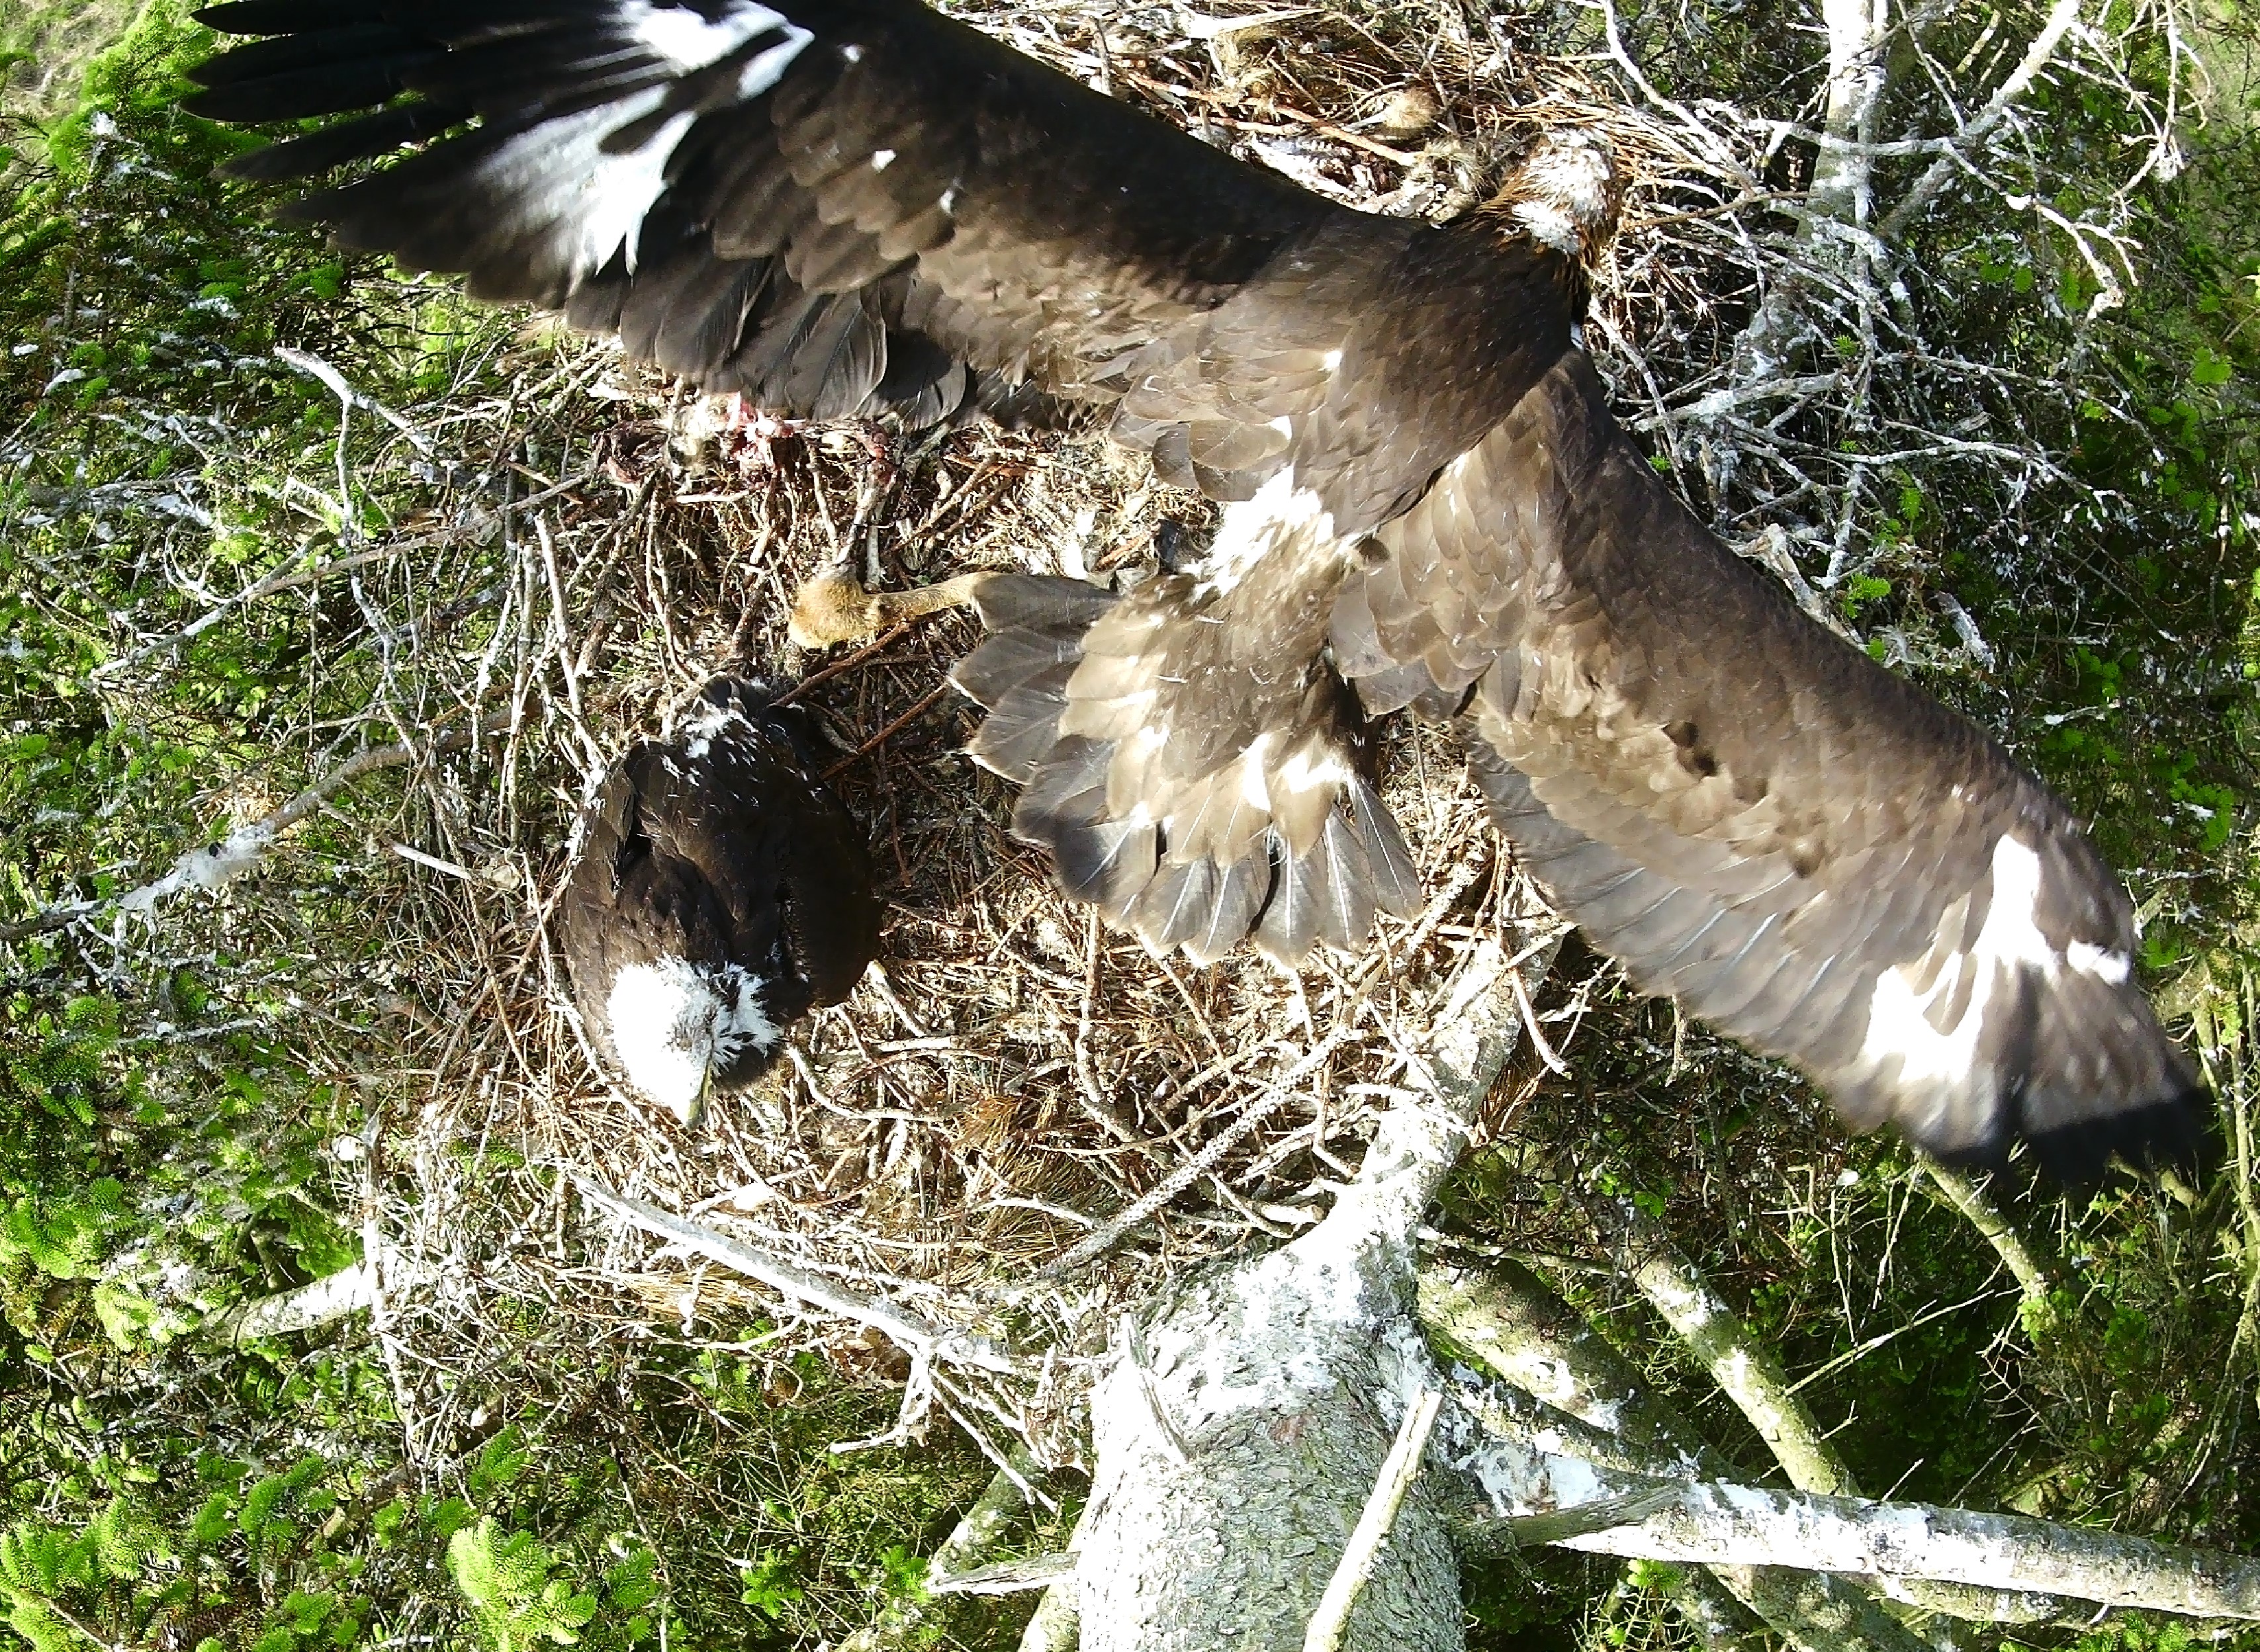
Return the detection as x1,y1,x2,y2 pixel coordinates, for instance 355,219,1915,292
670,1077,708,1131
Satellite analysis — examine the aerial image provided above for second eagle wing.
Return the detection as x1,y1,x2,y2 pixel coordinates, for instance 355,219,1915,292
1332,353,2205,1179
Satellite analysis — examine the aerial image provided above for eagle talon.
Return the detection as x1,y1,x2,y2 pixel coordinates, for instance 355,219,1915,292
842,420,899,537
788,568,995,649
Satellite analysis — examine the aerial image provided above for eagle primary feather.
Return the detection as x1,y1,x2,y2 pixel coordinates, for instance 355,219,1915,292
188,0,2206,1178
557,678,881,1122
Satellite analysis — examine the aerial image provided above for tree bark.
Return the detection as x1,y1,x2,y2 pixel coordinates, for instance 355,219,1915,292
199,1258,406,1344
1433,1418,2260,1622
1068,937,1544,1651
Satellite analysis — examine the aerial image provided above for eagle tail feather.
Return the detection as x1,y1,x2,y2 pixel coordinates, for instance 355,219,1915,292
954,574,1410,965
1130,857,1218,954
964,660,1075,783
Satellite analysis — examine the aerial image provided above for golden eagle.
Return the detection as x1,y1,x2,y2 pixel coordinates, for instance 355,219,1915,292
187,0,2206,1178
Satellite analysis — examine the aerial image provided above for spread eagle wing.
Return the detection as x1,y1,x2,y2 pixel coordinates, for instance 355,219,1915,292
182,0,1505,472
187,1,2204,1178
1330,352,2206,1180
187,0,1584,969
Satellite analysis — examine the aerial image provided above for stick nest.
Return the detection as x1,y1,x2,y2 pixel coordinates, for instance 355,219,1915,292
86,1,1857,1470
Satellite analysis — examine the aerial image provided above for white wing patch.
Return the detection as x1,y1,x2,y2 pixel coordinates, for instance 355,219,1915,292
473,3,813,287
1278,742,1353,795
731,25,817,102
1856,833,2064,1092
1192,467,1341,599
2067,939,2133,984
1236,730,1279,810
620,0,802,70
467,96,687,281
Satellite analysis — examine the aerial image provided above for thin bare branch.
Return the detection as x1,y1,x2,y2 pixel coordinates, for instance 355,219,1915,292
1,709,516,943
1438,1418,2260,1622
569,1174,1026,1375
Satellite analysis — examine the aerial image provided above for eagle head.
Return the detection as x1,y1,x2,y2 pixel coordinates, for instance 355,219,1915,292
1485,130,1621,265
602,956,784,1127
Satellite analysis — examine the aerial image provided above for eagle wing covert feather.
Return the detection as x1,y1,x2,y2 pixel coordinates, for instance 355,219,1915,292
1332,354,2206,1180
183,0,1341,431
191,1,2206,1176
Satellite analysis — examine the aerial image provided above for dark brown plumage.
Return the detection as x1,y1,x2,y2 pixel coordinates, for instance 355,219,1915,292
187,0,2207,1180
558,678,881,1122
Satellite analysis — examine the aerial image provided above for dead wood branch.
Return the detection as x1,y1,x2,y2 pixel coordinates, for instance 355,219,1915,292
1916,1158,2060,1313
1016,1507,1091,1652
198,1259,406,1345
1581,1186,2089,1633
1436,1416,2260,1622
1422,1258,1934,1652
1582,1189,1857,1497
1878,0,2087,241
1071,933,1550,1651
93,471,594,680
1305,1387,1446,1652
568,1174,1024,1375
840,1442,1052,1649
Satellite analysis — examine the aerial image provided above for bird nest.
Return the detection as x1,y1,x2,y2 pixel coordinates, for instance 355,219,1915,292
285,2,1817,1473
371,369,1584,1463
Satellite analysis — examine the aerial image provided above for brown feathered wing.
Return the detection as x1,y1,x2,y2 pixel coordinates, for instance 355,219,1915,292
187,1,2207,1176
185,0,1578,965
1331,353,2204,1178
